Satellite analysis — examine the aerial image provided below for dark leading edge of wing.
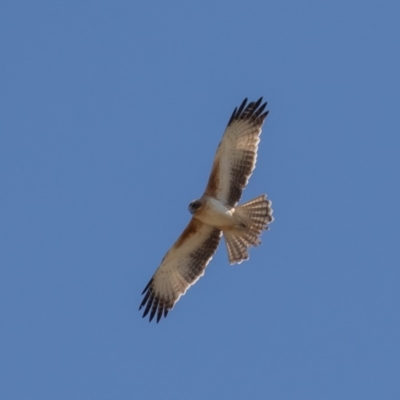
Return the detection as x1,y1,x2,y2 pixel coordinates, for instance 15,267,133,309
227,97,268,127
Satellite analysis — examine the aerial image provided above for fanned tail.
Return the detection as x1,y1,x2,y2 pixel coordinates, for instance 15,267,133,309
224,194,273,264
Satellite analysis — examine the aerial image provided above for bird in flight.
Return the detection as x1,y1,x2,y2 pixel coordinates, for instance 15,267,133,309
139,97,273,322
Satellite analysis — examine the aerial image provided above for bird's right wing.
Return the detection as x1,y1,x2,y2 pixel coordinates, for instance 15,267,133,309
139,218,221,323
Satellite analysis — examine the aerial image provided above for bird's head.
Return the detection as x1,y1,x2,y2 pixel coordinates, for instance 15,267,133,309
188,199,203,215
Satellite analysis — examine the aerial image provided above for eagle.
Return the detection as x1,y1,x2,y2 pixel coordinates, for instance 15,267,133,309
139,98,273,322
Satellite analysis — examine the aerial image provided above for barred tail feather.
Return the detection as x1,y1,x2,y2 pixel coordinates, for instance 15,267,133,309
224,194,273,264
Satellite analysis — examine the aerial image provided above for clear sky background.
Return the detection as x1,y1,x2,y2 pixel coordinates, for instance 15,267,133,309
1,1,399,399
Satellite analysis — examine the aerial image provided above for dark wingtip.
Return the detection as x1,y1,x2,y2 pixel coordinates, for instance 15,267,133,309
228,98,247,126
139,278,172,323
227,107,238,126
228,97,268,126
236,98,248,118
139,287,151,310
141,278,153,295
254,97,263,109
149,297,160,322
142,296,153,318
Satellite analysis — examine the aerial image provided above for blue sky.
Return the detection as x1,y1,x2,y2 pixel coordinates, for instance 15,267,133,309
1,1,399,399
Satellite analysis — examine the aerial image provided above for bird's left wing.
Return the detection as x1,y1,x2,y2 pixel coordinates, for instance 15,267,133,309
139,218,221,323
204,98,269,207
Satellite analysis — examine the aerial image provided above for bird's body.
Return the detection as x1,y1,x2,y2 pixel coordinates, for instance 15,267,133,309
140,98,273,322
190,196,237,228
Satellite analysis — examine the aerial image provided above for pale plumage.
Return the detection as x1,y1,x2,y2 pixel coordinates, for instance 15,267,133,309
140,219,221,322
205,97,268,206
140,98,273,322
